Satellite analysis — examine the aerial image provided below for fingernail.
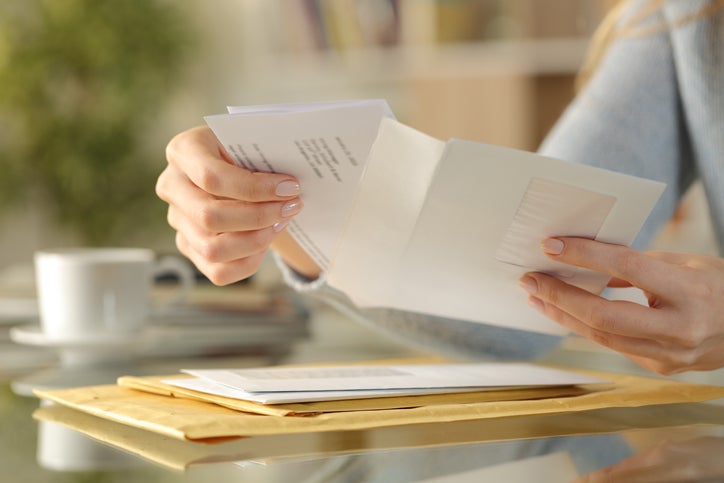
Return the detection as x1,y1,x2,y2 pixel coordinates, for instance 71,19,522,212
281,199,302,217
273,220,289,232
519,276,538,295
552,268,576,279
527,296,544,312
276,180,300,197
542,238,564,255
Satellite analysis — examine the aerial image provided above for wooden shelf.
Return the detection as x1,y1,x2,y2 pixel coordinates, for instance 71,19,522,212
239,37,589,87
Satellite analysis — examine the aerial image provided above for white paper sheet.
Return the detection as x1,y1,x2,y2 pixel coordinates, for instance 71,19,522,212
205,100,393,269
183,363,608,395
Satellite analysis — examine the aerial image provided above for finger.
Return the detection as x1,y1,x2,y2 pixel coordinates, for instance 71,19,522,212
168,206,278,264
522,272,677,342
621,352,689,375
166,126,300,202
176,232,267,285
526,294,673,362
184,196,302,234
644,250,701,265
524,274,708,375
541,237,680,297
606,277,632,288
163,166,303,232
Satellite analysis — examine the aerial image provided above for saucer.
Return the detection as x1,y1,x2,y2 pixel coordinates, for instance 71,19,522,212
10,324,145,350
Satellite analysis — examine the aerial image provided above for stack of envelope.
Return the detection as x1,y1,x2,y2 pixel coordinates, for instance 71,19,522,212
33,359,724,442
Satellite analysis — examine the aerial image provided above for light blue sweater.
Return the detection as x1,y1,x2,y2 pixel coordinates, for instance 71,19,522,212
542,0,724,253
279,0,724,361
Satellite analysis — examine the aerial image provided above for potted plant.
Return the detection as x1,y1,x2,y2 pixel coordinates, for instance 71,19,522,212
0,0,194,245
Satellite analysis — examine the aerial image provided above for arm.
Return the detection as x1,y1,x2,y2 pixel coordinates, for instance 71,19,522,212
270,231,321,280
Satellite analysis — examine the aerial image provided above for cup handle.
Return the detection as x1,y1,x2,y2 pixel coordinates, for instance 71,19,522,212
151,255,195,312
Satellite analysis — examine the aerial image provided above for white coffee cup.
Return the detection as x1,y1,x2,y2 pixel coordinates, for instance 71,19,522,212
34,248,194,342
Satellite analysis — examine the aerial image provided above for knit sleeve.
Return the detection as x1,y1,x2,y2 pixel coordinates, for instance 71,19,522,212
272,252,562,361
539,2,696,249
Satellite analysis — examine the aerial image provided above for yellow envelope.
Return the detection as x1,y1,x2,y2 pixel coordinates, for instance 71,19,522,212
34,364,724,442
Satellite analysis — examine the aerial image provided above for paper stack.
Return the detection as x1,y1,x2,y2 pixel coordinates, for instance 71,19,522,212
168,362,607,405
33,359,724,442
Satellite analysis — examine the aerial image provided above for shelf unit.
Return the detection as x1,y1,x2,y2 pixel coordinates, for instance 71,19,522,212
201,0,612,150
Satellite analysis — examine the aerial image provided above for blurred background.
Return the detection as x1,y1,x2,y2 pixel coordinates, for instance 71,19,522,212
0,0,716,270
0,2,720,481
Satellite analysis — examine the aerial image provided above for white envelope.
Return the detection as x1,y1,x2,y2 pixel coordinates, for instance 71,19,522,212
327,119,665,334
182,362,608,398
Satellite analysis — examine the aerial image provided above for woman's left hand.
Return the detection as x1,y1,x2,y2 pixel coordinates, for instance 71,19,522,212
519,237,724,374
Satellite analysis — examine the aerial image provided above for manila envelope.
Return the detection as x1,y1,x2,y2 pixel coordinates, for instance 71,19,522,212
34,365,724,442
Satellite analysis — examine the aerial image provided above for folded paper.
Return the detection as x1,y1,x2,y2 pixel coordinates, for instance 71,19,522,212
327,119,665,334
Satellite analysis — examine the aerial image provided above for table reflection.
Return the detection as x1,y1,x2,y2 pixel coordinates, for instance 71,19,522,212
29,395,724,482
576,435,724,482
2,282,724,482
37,415,139,472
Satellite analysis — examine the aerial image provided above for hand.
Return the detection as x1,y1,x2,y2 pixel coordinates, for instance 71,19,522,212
575,436,724,482
156,125,309,285
518,237,724,374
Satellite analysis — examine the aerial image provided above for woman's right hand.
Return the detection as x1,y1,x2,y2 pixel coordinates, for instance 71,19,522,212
156,125,306,285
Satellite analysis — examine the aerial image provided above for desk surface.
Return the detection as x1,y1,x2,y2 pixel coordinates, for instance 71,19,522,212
2,289,724,483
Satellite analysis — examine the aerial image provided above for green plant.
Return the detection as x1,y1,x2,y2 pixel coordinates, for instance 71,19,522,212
0,0,194,244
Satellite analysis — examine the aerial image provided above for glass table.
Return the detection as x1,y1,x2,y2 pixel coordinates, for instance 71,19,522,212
2,289,724,483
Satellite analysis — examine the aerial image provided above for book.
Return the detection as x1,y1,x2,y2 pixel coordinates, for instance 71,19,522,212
205,100,665,335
